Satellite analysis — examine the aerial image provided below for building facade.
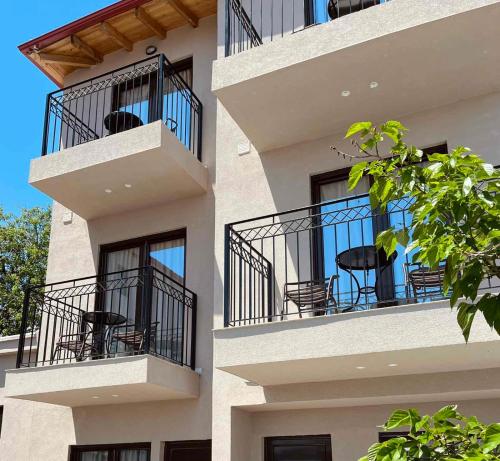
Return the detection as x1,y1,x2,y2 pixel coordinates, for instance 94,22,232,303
1,0,500,460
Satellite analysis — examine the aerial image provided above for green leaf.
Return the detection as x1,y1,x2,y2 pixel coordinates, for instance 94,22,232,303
376,229,398,257
463,177,473,196
477,294,500,336
457,302,478,342
483,423,500,453
348,162,368,191
433,405,458,422
385,410,414,430
345,122,372,139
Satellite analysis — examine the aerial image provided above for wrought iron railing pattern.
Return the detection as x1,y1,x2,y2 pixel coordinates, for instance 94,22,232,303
42,54,203,160
224,196,498,326
16,266,197,369
225,0,391,56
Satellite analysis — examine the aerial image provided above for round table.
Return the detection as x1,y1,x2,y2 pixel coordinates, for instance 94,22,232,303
104,111,144,135
82,311,127,357
336,245,397,304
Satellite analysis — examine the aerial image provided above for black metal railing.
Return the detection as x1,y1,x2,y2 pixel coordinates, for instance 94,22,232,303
225,0,390,56
16,266,197,369
42,54,203,160
224,196,498,326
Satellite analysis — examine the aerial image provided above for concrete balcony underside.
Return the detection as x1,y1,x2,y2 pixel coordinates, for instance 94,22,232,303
214,300,500,386
212,0,500,152
5,355,200,407
29,121,208,220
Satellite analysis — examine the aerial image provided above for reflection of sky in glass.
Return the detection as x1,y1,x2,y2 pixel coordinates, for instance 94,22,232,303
313,0,390,25
150,245,185,279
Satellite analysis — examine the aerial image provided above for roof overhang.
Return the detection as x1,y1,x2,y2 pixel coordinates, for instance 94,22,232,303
18,0,217,87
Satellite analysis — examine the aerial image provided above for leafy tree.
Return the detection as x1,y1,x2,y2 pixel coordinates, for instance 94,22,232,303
0,206,51,336
362,406,500,461
332,121,500,341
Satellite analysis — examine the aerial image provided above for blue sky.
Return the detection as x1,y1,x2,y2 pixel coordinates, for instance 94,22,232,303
0,1,115,214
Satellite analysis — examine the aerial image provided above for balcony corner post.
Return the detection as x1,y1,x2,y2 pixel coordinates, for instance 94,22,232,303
41,95,51,156
223,224,231,327
16,288,31,368
156,54,165,122
142,266,154,355
190,293,197,370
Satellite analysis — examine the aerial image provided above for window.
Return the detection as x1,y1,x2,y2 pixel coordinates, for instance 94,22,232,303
164,440,211,461
99,229,186,325
112,58,193,139
310,144,448,307
70,443,150,461
264,435,332,461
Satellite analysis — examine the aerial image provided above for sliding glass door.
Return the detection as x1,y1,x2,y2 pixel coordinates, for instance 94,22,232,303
71,444,150,461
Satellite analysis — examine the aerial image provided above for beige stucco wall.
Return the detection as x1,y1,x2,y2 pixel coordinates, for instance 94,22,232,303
1,15,217,461
211,55,500,461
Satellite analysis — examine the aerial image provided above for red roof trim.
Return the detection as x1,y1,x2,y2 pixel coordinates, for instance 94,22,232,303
18,0,153,53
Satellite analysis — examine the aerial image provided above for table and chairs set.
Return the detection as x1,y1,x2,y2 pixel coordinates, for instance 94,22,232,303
283,244,446,319
51,310,161,364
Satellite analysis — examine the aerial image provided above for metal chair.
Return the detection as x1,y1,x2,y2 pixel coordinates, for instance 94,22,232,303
283,274,348,318
404,263,446,299
51,325,97,363
110,321,159,354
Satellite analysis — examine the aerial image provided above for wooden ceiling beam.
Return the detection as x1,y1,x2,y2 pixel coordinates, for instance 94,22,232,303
164,0,198,28
36,52,97,67
30,52,66,87
70,35,103,62
135,7,166,39
100,21,133,51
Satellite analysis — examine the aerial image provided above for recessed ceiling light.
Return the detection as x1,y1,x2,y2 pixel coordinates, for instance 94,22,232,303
92,396,100,399
369,81,379,89
388,363,398,367
124,184,132,189
111,394,119,398
356,366,366,370
341,90,351,97
145,45,157,55
104,189,112,194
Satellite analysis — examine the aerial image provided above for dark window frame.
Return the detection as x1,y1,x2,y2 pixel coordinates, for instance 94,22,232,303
164,439,211,460
0,406,3,437
310,143,448,303
264,435,332,461
69,442,151,461
97,228,187,325
111,57,193,125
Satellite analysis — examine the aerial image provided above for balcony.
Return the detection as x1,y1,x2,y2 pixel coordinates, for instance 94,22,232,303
214,198,500,385
5,266,199,406
29,55,207,219
213,0,500,152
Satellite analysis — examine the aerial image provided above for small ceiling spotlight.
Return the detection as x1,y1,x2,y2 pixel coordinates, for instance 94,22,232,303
124,184,132,189
91,396,100,399
111,394,120,398
341,90,351,97
369,81,379,89
104,189,112,194
388,363,398,367
145,45,157,55
356,366,366,370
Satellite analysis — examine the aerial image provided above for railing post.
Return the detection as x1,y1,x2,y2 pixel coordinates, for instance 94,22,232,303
223,224,231,327
141,266,154,354
190,294,197,370
16,288,31,368
225,0,231,57
41,94,51,156
197,103,203,161
156,55,165,122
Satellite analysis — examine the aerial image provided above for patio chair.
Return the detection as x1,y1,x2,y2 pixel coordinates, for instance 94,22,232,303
404,262,446,299
110,321,159,354
51,325,97,364
283,274,350,318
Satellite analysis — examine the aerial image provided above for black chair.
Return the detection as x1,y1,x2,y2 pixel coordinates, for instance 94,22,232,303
404,262,446,300
104,111,144,135
328,0,379,20
51,324,97,363
110,321,159,354
283,274,348,318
